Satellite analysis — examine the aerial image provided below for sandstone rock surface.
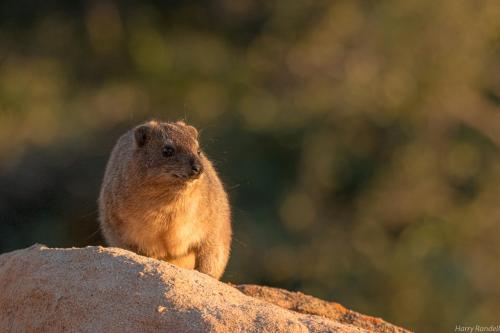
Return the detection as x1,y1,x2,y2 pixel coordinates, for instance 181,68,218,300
0,245,411,333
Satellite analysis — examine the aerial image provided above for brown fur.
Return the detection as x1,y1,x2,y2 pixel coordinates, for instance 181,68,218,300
98,120,231,279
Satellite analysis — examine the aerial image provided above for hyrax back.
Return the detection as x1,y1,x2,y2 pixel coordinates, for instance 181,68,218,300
98,120,231,279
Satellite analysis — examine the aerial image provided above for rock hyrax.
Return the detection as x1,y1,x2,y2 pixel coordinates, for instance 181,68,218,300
98,120,231,279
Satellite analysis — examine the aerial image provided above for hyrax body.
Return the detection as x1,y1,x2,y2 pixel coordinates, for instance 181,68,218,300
98,120,231,279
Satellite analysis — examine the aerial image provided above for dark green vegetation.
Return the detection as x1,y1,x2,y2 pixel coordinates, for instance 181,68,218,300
1,1,500,331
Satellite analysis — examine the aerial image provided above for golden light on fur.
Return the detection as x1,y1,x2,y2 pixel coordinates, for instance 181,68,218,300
98,120,231,279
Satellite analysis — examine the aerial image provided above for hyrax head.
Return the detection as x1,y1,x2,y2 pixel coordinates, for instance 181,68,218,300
132,120,204,183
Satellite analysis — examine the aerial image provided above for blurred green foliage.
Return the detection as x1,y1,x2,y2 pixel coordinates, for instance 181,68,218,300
2,1,500,331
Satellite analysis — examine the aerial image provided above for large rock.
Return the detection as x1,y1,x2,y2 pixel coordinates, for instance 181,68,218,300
0,245,410,333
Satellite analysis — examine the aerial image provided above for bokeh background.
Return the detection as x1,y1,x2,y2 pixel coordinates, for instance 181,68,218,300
2,1,500,331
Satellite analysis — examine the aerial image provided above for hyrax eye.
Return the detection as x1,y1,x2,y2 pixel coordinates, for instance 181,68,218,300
162,145,175,157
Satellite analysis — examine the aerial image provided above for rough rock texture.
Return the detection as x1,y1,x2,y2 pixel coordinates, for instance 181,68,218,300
235,285,408,333
0,245,411,333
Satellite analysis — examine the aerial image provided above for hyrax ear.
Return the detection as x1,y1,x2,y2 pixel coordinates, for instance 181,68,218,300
186,125,199,139
134,124,150,147
175,121,198,138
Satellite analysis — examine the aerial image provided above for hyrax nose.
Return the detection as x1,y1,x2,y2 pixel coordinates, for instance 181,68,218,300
190,157,203,178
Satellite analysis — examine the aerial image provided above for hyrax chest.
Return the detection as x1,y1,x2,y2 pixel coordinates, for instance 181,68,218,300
120,198,205,259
